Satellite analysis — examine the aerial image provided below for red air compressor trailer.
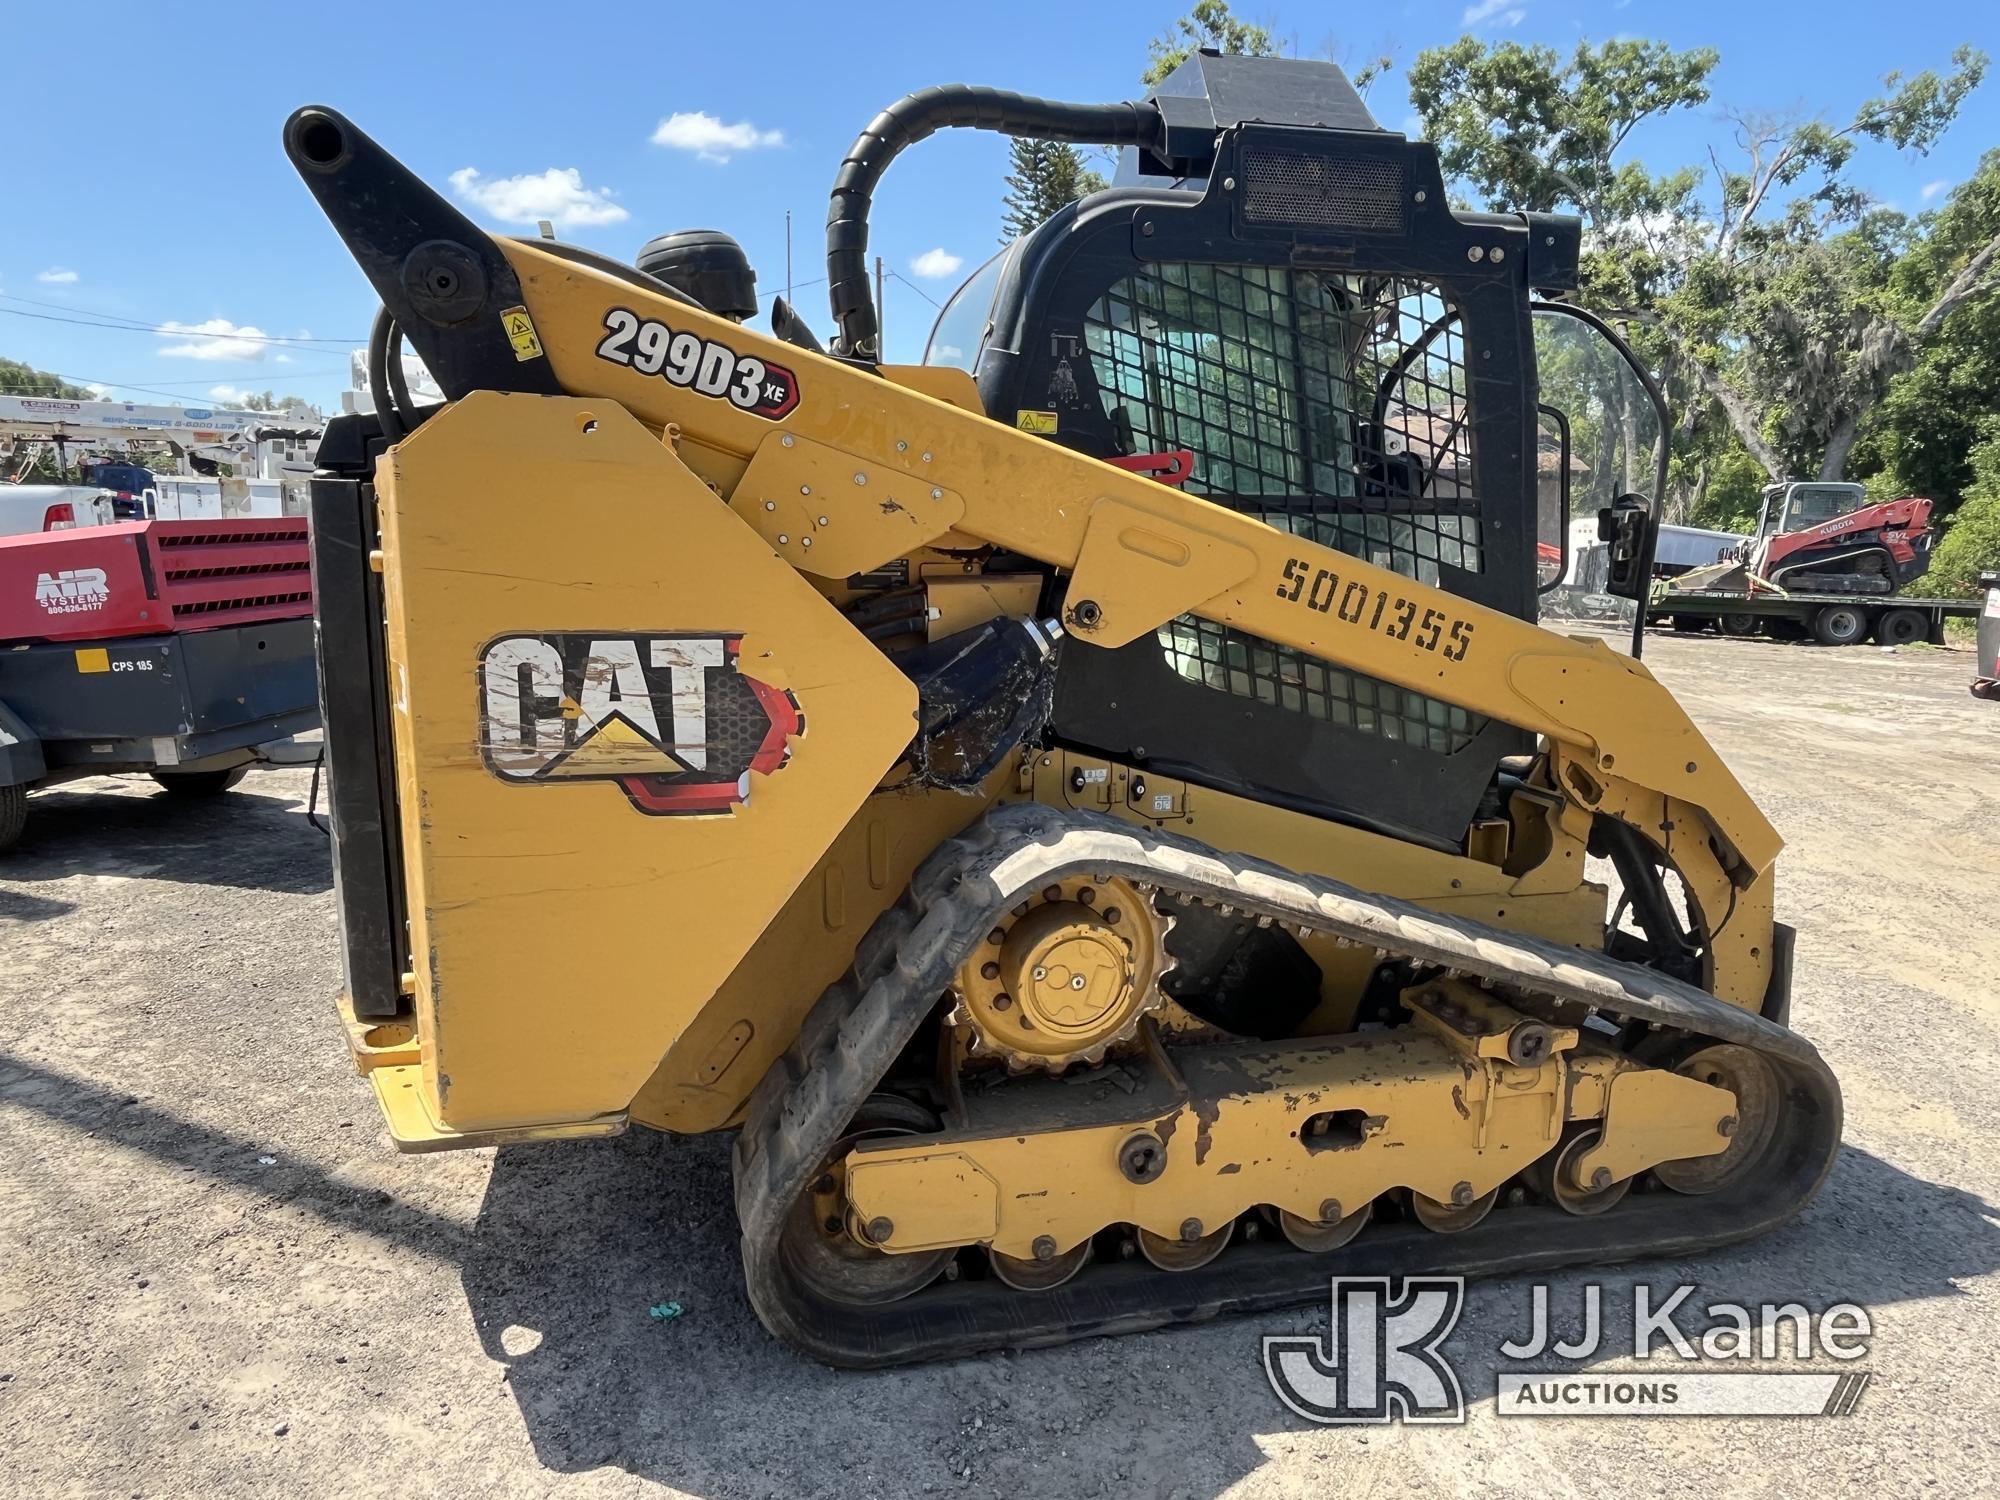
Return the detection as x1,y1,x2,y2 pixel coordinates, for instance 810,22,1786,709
0,519,321,851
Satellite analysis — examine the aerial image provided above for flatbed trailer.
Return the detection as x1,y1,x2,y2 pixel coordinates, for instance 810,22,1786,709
0,519,320,850
1647,587,1981,647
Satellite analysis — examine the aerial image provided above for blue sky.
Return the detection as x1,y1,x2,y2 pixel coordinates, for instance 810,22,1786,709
4,0,1994,413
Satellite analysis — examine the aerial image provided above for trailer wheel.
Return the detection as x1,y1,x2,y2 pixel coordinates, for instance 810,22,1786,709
1873,608,1927,647
0,784,25,853
1811,603,1869,647
1719,614,1762,638
150,766,250,797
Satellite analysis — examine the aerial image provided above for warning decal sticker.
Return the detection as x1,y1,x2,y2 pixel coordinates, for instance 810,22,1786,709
499,305,544,361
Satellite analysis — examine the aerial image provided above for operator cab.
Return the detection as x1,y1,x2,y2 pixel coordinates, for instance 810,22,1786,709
1755,481,1867,537
922,53,1629,848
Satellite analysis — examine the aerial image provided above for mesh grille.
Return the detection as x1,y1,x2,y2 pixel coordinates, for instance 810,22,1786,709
1158,616,1479,755
1240,150,1408,232
1084,266,1478,569
1084,264,1485,754
705,672,777,763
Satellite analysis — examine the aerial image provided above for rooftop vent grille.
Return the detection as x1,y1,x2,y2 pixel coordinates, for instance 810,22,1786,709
1240,149,1408,233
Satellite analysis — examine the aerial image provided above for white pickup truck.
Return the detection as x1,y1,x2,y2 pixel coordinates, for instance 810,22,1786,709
0,485,116,538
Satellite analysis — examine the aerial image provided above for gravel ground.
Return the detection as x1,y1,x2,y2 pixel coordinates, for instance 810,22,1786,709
3,630,1997,1499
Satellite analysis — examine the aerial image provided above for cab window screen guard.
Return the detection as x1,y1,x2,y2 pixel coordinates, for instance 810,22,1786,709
1084,266,1480,582
1082,264,1484,757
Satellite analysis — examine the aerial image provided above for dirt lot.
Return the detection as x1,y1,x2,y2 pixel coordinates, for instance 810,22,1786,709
3,630,1998,1500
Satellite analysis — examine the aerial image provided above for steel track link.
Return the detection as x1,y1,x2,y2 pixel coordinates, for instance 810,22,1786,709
733,802,1843,1368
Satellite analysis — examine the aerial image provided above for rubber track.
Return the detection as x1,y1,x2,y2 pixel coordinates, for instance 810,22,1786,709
733,803,1843,1368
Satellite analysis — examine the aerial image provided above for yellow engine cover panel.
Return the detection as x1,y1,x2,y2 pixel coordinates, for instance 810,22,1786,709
377,392,917,1133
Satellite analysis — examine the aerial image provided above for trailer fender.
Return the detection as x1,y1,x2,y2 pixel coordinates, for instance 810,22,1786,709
0,700,47,789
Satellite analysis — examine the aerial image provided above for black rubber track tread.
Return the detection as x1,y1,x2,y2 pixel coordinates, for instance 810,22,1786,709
736,803,1843,1368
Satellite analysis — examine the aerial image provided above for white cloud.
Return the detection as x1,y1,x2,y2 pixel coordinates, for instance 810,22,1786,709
1462,0,1526,24
86,382,114,399
1922,179,1952,203
208,384,254,404
37,267,78,285
650,111,784,164
158,318,271,361
448,167,629,227
910,247,964,280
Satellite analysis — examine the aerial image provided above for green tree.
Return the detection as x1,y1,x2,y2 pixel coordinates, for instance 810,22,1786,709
1927,422,2000,595
1410,37,1758,522
1000,139,1108,242
1850,151,2000,510
1669,50,1997,482
1411,37,1998,485
1143,0,1277,87
0,357,93,399
1684,445,1768,533
1408,37,1718,233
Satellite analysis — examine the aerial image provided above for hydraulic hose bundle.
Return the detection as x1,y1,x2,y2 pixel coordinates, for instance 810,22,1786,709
825,87,1167,358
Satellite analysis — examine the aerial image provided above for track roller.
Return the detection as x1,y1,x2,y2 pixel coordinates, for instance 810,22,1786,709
1410,1185,1499,1233
1532,1128,1632,1216
989,1238,1092,1291
1276,1199,1374,1252
1136,1219,1234,1270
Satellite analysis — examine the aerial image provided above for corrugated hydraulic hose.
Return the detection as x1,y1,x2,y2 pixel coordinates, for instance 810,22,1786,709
826,87,1167,357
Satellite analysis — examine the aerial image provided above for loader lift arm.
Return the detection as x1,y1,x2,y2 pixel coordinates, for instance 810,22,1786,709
285,104,1775,899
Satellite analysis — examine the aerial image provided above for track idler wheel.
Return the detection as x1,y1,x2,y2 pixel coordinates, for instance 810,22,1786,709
1410,1184,1499,1233
988,1237,1092,1291
1654,1044,1780,1195
1276,1199,1373,1253
1136,1218,1234,1271
1531,1128,1632,1216
776,1094,956,1306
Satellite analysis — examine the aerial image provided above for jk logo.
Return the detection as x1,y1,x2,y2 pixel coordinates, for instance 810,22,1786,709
1263,1277,1467,1425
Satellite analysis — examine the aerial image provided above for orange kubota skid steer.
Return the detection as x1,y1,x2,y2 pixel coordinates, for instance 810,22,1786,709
287,54,1839,1368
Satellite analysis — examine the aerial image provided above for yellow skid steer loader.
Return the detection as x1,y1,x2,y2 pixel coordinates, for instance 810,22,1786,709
287,54,1838,1367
